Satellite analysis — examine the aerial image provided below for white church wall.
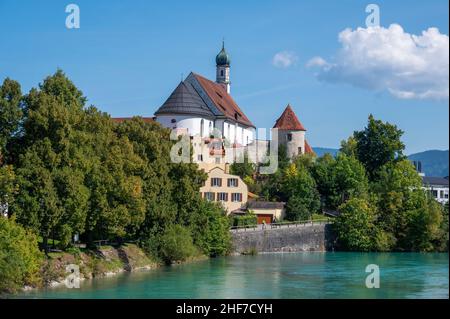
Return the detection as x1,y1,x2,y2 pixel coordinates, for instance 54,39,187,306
156,115,213,137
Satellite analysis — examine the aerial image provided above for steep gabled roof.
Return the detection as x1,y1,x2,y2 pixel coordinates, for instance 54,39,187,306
155,81,214,118
305,140,315,155
273,104,306,131
191,73,254,128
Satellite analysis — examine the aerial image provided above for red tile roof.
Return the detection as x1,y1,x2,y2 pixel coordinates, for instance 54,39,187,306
273,104,306,131
305,140,315,155
112,117,154,123
193,73,254,128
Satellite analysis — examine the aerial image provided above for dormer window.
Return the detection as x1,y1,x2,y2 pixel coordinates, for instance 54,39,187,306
234,113,239,120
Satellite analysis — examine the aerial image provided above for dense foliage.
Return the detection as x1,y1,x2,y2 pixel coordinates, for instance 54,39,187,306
254,114,447,252
0,217,43,293
0,71,231,271
231,213,257,227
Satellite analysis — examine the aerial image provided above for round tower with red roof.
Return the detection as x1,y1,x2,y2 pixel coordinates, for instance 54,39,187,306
273,104,313,159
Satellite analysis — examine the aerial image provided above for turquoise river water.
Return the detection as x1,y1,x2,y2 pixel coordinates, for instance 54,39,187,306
18,252,449,299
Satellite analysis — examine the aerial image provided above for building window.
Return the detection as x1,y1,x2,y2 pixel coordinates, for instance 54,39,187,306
198,154,203,162
204,192,215,201
171,119,176,123
440,190,444,198
298,147,302,155
228,178,238,187
209,122,213,133
287,133,292,141
432,190,438,198
215,157,221,164
231,193,242,202
217,192,228,201
200,119,204,137
220,70,224,77
211,178,222,187
445,192,449,199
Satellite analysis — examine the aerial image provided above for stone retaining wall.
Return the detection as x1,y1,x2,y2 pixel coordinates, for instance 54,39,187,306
231,223,336,253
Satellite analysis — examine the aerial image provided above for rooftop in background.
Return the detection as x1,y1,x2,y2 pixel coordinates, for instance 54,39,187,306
273,104,306,131
422,176,449,187
247,201,286,209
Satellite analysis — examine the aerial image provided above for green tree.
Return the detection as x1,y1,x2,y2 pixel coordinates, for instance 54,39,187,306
334,198,377,251
339,136,358,157
0,217,43,293
312,153,368,209
0,78,23,162
282,163,321,221
0,165,17,217
353,114,405,179
191,201,231,257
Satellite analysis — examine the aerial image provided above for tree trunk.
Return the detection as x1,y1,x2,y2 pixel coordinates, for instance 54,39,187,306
43,236,49,255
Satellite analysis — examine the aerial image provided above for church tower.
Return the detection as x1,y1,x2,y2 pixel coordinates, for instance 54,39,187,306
216,41,231,94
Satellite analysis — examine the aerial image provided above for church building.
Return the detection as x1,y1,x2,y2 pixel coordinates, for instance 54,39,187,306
154,42,255,148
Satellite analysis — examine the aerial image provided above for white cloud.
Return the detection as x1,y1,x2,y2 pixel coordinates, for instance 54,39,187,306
308,24,449,100
272,51,298,68
306,56,328,68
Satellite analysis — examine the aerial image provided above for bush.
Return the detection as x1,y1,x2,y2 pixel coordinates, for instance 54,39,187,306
159,224,197,264
0,217,43,293
231,214,257,227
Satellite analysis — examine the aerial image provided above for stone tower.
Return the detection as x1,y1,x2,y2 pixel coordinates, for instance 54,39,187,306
273,104,307,159
215,41,231,94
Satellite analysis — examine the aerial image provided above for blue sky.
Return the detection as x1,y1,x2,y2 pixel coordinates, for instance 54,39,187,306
0,0,448,154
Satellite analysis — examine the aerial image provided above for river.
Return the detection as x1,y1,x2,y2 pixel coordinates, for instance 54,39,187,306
19,252,449,299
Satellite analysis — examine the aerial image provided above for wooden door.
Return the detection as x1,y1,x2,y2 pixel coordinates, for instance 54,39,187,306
257,214,273,224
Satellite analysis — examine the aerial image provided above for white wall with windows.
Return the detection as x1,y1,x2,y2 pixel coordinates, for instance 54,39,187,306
156,115,214,137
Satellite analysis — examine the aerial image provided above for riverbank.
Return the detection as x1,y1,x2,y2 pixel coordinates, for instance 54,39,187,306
24,244,207,292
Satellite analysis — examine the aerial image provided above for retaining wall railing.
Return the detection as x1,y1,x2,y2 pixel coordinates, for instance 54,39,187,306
230,218,333,232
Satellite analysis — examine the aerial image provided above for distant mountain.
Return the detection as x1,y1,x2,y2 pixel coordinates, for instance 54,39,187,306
312,147,449,177
408,150,449,177
313,147,338,157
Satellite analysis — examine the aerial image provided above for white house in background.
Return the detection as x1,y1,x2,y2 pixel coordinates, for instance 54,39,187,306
422,176,449,204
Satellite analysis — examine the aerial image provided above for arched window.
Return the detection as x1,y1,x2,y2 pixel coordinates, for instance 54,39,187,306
220,70,224,77
200,119,204,137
